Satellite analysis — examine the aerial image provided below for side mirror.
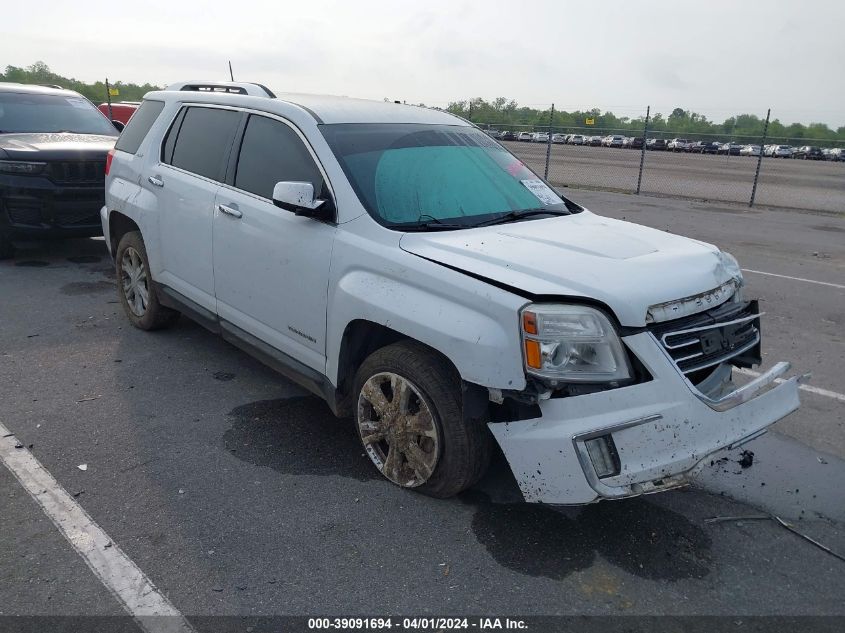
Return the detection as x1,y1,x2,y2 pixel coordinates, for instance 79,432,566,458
112,120,125,133
272,181,331,219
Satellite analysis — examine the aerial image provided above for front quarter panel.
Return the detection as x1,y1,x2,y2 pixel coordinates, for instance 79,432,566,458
325,217,528,390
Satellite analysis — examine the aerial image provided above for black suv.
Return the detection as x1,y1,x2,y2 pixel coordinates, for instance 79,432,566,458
689,140,721,154
794,146,824,160
0,83,119,258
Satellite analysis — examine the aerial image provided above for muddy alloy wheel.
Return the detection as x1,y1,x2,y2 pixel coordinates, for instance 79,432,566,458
120,246,149,317
356,371,440,488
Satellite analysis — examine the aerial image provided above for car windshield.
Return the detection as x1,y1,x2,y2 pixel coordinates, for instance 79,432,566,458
320,123,570,229
0,91,117,135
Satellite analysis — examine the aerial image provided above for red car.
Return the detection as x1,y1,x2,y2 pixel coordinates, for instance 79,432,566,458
97,102,140,125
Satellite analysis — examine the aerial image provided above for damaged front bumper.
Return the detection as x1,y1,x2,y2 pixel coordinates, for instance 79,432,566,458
489,332,803,504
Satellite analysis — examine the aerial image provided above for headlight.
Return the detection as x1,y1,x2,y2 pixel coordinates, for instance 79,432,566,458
521,304,632,383
0,160,46,175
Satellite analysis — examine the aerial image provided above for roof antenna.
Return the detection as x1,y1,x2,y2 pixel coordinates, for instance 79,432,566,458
228,61,234,82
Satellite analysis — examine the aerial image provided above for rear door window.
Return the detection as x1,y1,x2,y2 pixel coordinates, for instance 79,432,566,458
165,106,241,181
234,114,324,199
114,100,164,154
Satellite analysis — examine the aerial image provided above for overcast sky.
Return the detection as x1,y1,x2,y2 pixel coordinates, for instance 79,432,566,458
3,0,844,127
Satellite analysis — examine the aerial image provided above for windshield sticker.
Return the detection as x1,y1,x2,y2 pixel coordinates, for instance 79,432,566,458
521,179,563,206
65,98,90,109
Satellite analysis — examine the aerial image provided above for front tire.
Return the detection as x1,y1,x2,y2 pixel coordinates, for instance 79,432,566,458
353,341,491,498
115,231,179,330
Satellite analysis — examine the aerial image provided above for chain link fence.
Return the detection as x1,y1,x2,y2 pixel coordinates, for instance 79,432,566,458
475,110,845,214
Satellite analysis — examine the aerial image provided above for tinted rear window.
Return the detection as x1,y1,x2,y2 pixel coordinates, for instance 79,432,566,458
166,107,241,181
114,100,165,154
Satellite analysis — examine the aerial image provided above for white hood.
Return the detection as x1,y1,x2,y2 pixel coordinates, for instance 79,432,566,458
399,211,735,327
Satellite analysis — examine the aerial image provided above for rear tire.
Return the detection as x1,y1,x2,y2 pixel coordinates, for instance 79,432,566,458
0,231,14,260
353,341,491,498
115,231,180,331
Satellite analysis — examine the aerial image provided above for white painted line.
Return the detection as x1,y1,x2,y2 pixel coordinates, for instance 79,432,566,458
0,422,195,633
735,368,845,404
742,268,845,290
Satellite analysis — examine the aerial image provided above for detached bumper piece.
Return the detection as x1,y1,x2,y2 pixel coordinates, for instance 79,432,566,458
489,331,802,505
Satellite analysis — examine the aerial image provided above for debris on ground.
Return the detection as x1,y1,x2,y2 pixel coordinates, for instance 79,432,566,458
704,514,769,524
817,456,828,465
76,395,101,403
706,514,845,563
773,516,845,563
738,450,755,468
77,464,88,471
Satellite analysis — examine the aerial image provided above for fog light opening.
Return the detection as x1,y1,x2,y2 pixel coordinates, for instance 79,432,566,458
584,434,621,479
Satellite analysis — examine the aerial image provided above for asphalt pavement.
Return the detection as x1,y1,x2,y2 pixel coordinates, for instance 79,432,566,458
1,191,844,630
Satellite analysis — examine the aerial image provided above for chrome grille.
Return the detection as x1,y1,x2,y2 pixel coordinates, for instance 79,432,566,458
649,300,761,375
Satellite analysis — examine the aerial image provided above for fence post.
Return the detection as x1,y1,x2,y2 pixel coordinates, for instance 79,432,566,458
636,105,650,194
544,103,555,180
749,108,771,207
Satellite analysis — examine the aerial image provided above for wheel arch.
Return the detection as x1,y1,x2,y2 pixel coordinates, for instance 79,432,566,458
108,210,141,255
333,319,470,418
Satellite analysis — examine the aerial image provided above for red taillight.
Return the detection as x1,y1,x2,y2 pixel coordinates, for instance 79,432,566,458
105,149,115,176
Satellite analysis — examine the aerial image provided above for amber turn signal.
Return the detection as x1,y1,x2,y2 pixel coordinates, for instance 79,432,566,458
524,339,541,368
522,311,538,335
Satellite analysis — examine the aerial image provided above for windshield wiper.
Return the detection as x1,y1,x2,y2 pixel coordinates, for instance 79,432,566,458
472,208,571,227
394,214,468,232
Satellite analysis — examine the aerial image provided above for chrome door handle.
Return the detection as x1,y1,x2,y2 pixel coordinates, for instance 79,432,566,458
217,204,243,219
148,175,164,187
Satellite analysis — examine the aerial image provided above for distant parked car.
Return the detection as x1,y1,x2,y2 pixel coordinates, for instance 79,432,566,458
667,138,691,151
97,101,139,126
603,135,625,148
771,145,793,158
624,136,644,149
689,141,721,154
532,132,550,143
718,142,743,155
646,138,667,150
794,146,824,160
586,135,602,146
484,129,501,138
552,133,566,144
830,148,845,161
517,131,533,142
500,131,517,141
740,145,761,157
568,134,585,145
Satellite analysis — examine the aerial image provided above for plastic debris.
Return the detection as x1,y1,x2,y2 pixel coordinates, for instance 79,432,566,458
738,450,755,468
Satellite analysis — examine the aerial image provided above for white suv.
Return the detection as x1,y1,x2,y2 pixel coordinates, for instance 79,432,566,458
102,81,803,504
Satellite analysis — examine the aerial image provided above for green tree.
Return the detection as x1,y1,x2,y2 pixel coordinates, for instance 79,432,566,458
1,62,161,104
